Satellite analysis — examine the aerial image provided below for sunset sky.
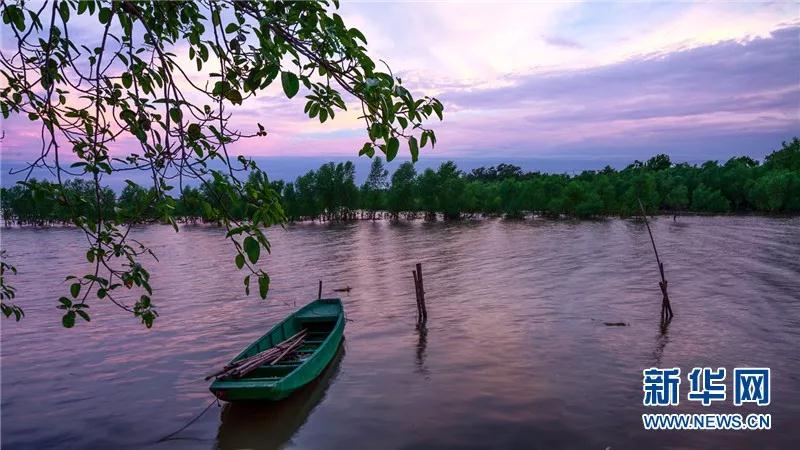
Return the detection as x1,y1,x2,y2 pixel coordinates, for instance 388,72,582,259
1,1,798,166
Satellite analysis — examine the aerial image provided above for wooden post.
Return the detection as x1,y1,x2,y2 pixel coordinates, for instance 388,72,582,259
658,262,673,320
412,270,422,321
318,280,322,299
416,262,427,322
638,198,674,321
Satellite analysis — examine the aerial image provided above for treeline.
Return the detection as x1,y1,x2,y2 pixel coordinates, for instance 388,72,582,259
2,139,799,225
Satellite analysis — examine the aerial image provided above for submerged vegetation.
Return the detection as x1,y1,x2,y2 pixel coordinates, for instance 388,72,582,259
4,139,799,225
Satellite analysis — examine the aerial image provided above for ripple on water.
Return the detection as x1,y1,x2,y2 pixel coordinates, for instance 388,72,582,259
1,216,799,449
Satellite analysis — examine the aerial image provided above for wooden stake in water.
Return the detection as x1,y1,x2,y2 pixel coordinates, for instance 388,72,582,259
413,270,422,320
318,280,322,299
413,263,428,323
638,198,674,321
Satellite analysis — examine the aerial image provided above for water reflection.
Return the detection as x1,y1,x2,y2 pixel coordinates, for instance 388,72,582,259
415,323,429,379
652,316,672,365
215,342,345,450
2,217,799,449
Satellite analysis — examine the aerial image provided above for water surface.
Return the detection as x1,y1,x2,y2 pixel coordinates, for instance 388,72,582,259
2,216,799,449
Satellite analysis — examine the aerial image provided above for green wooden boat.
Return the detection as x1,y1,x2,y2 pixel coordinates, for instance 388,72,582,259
210,298,345,402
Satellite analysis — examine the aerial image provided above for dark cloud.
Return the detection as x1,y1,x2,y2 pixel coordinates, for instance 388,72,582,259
432,26,799,159
542,35,583,49
445,26,799,119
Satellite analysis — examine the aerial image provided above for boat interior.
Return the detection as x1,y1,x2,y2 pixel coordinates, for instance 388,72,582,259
239,317,337,381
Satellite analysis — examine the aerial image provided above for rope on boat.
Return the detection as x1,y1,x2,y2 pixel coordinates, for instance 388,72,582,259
156,397,219,443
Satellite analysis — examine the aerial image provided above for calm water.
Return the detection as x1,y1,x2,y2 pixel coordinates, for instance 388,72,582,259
1,217,799,449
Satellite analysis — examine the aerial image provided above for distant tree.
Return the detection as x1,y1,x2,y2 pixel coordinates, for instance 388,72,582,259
337,162,359,220
664,184,689,216
316,163,339,220
467,163,523,182
281,182,298,222
176,187,204,223
461,181,488,216
692,184,730,213
720,157,756,210
437,161,465,220
645,154,672,171
387,162,417,218
595,176,617,214
748,171,800,212
561,180,603,218
416,168,439,220
295,171,320,220
727,156,759,168
496,163,524,180
118,182,154,223
361,157,389,219
764,138,800,171
621,173,659,216
498,178,525,218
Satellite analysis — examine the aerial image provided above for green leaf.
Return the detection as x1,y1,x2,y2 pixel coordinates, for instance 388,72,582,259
359,143,374,157
143,312,155,328
409,136,419,163
3,5,26,31
224,89,242,105
349,28,367,44
243,236,260,264
432,101,443,120
187,123,202,140
58,1,69,22
70,283,80,298
62,311,75,328
258,273,270,299
98,7,112,24
77,310,91,322
211,81,227,96
386,137,399,161
169,107,182,122
121,72,132,89
235,253,245,269
281,72,299,99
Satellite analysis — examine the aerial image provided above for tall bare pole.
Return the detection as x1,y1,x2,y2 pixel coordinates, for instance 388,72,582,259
638,198,674,321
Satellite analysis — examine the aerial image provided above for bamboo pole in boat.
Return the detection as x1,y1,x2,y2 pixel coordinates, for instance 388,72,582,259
269,338,305,366
231,331,307,378
205,347,282,380
233,329,306,367
206,329,308,380
318,280,322,299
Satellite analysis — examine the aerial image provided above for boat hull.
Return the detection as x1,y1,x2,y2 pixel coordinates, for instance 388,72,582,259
210,298,345,402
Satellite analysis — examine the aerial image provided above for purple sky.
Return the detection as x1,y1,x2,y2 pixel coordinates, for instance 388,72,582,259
1,1,798,164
